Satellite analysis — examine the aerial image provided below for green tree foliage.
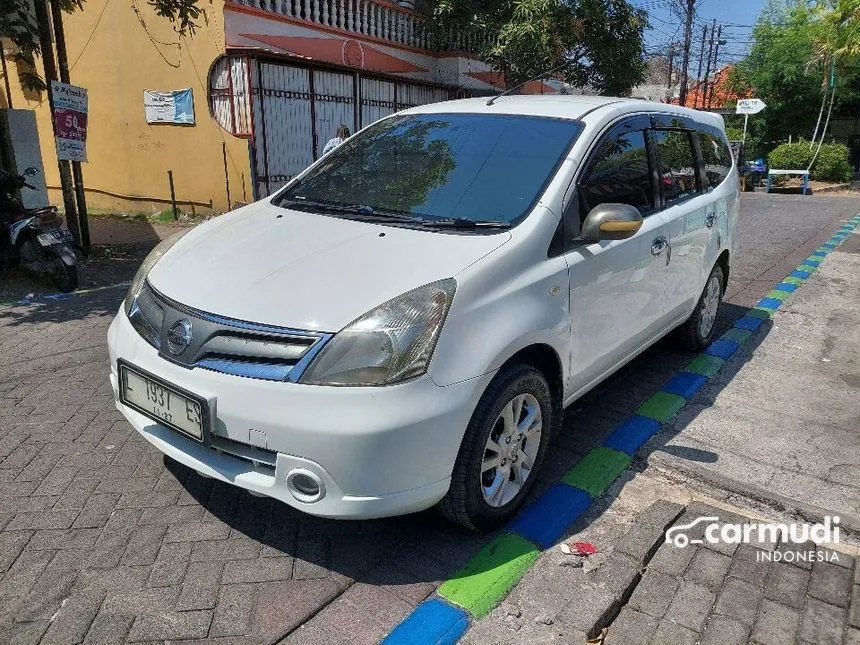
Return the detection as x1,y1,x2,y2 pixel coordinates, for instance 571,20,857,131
728,0,860,158
433,0,648,94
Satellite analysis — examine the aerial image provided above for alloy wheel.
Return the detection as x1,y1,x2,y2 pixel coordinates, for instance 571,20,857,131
481,393,542,508
698,274,721,339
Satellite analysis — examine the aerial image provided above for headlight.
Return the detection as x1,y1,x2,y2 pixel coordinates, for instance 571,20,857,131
124,230,189,314
300,279,456,386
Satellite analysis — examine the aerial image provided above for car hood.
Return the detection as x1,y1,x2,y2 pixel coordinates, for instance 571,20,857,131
147,202,511,332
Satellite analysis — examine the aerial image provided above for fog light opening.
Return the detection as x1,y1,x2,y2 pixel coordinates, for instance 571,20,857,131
286,469,325,503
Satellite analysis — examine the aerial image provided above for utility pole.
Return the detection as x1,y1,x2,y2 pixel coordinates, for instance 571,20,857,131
33,0,80,245
707,25,724,109
49,0,90,254
701,19,717,111
694,25,708,108
677,0,696,106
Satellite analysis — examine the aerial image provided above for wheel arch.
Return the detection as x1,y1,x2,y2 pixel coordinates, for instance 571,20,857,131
716,249,730,293
498,343,564,422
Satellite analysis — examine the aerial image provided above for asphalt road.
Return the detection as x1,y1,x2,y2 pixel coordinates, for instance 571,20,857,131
0,193,858,645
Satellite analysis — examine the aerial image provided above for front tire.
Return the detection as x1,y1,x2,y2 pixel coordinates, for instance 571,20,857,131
51,255,78,292
677,263,724,350
438,364,555,532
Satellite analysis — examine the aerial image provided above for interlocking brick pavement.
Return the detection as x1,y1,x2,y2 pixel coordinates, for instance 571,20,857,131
1,194,857,643
604,502,859,645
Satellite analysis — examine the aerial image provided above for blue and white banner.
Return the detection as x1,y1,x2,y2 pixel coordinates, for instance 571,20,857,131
143,88,195,125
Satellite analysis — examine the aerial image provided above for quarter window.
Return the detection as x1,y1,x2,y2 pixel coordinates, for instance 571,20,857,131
653,129,698,205
578,129,653,218
697,131,733,190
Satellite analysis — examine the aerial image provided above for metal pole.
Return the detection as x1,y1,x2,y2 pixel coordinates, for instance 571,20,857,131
50,0,89,255
0,45,12,108
694,26,707,108
743,114,748,143
677,0,696,107
222,142,231,211
168,170,178,220
34,0,80,246
707,25,723,109
701,20,716,111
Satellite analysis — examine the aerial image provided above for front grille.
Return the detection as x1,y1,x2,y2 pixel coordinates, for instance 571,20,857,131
127,282,332,382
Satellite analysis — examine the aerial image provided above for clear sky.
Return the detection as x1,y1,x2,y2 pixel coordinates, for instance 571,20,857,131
638,0,769,72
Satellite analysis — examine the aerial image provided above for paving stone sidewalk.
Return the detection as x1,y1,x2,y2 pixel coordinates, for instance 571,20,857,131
606,502,860,645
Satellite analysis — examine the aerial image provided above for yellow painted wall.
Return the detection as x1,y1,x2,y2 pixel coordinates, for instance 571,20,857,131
3,0,251,215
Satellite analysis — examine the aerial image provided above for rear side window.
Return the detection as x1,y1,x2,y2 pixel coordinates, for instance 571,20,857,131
578,129,653,218
653,129,698,205
697,131,733,190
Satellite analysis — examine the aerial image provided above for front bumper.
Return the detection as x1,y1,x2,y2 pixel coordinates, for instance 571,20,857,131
107,309,492,519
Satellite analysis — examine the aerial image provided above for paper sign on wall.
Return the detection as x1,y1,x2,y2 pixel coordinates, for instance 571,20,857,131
52,81,88,162
144,88,195,125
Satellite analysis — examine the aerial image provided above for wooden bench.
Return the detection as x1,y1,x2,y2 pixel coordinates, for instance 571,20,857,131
766,169,811,195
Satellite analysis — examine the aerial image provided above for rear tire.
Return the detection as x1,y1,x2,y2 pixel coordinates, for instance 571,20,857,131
438,364,555,532
677,263,724,351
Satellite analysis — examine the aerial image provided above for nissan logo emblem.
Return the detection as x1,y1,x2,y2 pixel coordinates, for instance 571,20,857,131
166,319,192,355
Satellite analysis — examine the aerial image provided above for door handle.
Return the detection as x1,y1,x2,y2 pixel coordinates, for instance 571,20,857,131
706,212,716,228
651,237,668,256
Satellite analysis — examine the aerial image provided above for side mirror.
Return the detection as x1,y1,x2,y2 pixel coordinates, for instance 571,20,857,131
580,203,643,242
24,167,40,177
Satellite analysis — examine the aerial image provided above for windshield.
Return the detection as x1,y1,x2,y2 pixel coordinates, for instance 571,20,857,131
275,112,583,225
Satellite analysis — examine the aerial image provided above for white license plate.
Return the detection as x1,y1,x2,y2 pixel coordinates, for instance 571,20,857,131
37,231,63,246
119,363,206,441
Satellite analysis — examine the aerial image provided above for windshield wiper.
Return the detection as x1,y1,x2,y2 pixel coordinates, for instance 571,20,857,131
421,218,512,229
279,199,423,223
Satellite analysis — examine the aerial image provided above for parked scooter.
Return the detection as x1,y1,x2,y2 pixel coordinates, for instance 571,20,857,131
1,167,78,292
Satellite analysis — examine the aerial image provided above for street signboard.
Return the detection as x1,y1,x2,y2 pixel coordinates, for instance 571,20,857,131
736,98,766,115
51,81,88,162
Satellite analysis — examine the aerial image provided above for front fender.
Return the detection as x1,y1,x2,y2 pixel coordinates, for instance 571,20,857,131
9,217,38,246
430,253,571,390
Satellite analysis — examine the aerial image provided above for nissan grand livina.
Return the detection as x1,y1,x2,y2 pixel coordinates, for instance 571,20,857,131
108,95,738,530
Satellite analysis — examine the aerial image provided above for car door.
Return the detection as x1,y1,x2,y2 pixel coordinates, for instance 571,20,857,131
563,118,672,397
653,125,728,321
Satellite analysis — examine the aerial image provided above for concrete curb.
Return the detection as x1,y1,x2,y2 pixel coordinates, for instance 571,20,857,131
380,213,860,645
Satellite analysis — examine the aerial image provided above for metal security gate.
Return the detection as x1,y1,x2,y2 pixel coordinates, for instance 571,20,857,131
250,59,461,198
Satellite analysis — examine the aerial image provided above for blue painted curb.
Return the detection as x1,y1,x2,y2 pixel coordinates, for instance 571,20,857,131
509,483,591,549
757,297,783,310
602,415,662,456
662,371,709,399
734,316,764,332
704,338,740,360
774,282,798,293
381,598,469,645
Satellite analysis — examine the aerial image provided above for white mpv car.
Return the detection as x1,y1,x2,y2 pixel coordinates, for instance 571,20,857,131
108,96,738,530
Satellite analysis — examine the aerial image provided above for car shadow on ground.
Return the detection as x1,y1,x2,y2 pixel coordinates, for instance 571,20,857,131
156,301,771,595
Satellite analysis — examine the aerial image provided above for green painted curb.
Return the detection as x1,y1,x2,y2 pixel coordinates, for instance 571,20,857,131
753,305,776,315
687,354,725,377
561,447,631,497
795,264,816,274
636,391,687,423
747,308,772,320
720,328,752,345
783,276,805,286
437,532,539,618
766,289,789,300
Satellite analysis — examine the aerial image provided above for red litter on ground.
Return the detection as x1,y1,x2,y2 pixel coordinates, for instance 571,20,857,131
559,541,598,556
